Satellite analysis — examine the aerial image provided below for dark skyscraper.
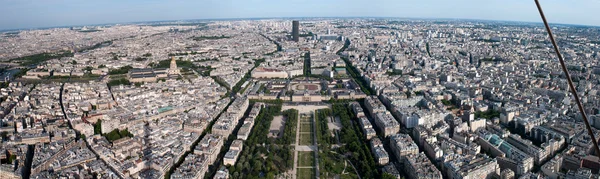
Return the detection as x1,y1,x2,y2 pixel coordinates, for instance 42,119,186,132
292,20,299,42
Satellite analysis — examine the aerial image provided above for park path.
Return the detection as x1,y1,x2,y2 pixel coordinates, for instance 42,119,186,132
283,103,329,179
291,111,302,179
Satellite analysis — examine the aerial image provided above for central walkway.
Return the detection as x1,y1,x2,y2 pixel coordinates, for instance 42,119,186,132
284,103,329,179
292,113,315,179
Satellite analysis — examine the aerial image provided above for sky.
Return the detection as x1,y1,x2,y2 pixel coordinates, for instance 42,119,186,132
1,0,600,30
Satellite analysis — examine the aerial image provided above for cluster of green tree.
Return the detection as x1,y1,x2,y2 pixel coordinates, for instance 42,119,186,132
142,53,152,57
191,35,230,41
259,33,282,52
48,75,72,79
257,84,267,93
385,69,402,76
414,91,424,96
78,29,102,33
336,39,351,55
426,42,432,57
341,57,373,95
80,41,112,53
154,59,197,69
10,51,74,66
332,103,380,178
0,82,9,88
227,58,265,96
299,32,314,37
315,108,333,149
253,58,265,68
83,66,94,72
441,99,452,106
567,65,585,72
306,74,332,81
93,120,102,135
167,97,237,179
318,150,358,178
277,109,298,145
248,105,281,144
473,38,501,43
475,109,501,119
70,74,101,80
303,52,311,76
211,76,230,89
7,154,17,164
108,65,133,75
168,51,208,56
533,74,548,78
228,104,294,179
248,99,284,106
104,129,133,142
13,69,29,78
230,144,293,179
197,66,214,77
107,78,131,87
133,57,147,61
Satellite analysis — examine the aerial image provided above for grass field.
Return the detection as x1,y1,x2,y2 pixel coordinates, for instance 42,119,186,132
297,168,316,179
301,123,313,133
298,151,315,167
300,133,313,145
300,116,312,122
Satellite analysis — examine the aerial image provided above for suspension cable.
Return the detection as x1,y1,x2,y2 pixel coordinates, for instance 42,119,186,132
534,0,600,157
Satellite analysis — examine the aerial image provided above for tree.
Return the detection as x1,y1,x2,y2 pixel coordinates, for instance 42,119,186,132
94,120,102,135
107,78,131,87
84,66,94,72
72,60,77,65
382,173,397,179
108,65,133,75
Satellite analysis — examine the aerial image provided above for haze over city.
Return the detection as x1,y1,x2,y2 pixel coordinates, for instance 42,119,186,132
2,0,600,30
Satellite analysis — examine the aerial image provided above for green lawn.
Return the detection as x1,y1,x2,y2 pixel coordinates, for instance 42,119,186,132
301,123,313,133
300,133,313,145
300,116,312,122
319,151,358,179
298,151,315,167
297,168,316,179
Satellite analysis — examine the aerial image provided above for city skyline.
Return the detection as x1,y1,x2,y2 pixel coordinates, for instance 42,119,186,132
2,0,600,30
2,15,600,179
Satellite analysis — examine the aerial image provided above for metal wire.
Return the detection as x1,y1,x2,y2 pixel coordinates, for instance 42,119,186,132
534,0,600,157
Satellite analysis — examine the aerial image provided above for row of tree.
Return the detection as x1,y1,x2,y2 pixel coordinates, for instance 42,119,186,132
228,104,295,179
229,58,265,95
278,109,298,145
332,103,380,178
108,65,133,75
10,51,74,66
107,78,131,87
316,107,360,178
105,129,133,142
315,108,333,149
92,119,133,142
341,57,373,95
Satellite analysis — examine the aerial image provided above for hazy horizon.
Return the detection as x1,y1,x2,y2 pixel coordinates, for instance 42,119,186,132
2,0,600,30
